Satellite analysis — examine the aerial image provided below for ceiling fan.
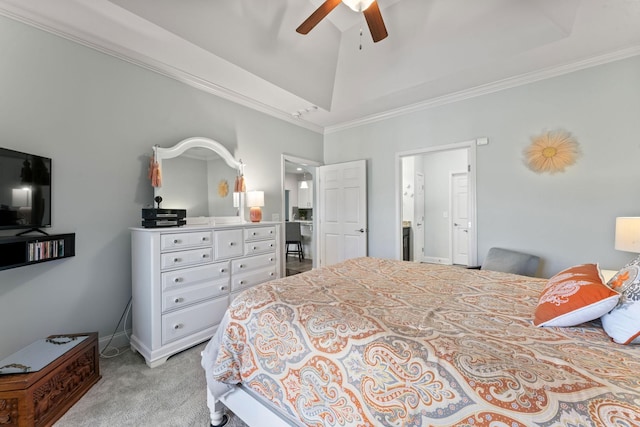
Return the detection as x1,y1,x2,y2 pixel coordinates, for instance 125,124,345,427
296,0,388,43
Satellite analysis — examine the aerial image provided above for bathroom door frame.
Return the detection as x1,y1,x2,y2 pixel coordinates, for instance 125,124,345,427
395,139,478,266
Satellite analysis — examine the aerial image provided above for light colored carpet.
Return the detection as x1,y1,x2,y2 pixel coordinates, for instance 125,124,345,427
54,342,248,427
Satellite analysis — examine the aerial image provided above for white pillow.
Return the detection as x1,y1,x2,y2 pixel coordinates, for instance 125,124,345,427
601,260,640,344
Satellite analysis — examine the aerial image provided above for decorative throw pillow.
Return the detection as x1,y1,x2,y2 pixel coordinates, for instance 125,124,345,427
601,259,640,344
533,263,619,327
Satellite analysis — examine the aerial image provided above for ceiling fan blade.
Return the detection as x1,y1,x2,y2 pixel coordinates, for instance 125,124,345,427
296,0,342,35
363,1,388,42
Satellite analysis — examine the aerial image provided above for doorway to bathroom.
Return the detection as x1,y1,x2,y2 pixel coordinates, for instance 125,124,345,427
397,140,478,267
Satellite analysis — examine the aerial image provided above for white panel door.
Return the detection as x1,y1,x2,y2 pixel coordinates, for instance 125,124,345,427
452,172,469,265
319,160,367,267
414,173,425,262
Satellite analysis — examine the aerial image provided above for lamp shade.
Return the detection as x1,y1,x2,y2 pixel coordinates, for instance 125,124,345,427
342,0,375,12
246,191,264,207
615,217,640,253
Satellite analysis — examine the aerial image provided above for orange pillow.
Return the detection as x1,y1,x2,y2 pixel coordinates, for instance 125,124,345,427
533,263,619,327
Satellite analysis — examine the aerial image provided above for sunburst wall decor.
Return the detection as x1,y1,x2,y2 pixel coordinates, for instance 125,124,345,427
524,129,580,174
217,179,229,197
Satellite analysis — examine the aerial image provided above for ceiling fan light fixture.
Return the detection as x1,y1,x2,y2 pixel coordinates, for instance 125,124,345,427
342,0,375,12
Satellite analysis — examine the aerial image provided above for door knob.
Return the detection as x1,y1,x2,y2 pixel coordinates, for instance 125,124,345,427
355,228,366,233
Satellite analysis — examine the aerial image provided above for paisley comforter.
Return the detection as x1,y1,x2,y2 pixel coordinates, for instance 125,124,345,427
203,257,640,426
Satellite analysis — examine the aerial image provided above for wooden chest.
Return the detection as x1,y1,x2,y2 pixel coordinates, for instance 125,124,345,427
0,333,101,427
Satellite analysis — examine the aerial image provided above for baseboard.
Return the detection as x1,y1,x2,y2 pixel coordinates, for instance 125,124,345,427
98,329,131,353
422,256,452,265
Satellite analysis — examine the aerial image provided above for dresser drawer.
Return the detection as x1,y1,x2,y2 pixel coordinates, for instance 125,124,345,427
232,266,277,292
244,226,276,241
162,279,229,313
214,229,244,259
245,239,276,255
161,297,228,345
161,231,212,251
231,253,277,274
162,261,229,292
160,247,213,270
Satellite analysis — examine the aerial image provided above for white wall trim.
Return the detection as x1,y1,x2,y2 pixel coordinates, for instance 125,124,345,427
281,154,322,271
325,46,640,134
0,5,324,135
422,256,452,265
2,3,639,136
395,140,478,265
98,329,131,355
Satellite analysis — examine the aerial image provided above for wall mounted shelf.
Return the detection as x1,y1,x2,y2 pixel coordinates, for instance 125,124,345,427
0,233,75,271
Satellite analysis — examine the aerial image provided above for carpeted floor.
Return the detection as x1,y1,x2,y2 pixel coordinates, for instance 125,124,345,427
54,342,248,427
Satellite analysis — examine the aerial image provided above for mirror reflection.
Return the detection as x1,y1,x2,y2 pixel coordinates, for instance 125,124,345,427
154,139,242,218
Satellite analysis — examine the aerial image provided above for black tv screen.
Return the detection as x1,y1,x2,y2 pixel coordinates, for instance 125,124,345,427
0,147,52,230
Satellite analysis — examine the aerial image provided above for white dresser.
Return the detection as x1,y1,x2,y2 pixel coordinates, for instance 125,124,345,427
130,222,281,367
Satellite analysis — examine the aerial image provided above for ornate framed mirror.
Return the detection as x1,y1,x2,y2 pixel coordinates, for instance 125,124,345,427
153,137,244,223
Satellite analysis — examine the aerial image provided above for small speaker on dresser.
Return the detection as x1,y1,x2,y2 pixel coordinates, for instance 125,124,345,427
141,208,187,228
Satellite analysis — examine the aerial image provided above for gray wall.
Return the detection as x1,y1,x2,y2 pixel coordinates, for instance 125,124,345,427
0,16,322,359
325,55,640,278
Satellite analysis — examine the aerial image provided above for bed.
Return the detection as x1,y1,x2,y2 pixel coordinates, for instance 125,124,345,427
201,257,640,426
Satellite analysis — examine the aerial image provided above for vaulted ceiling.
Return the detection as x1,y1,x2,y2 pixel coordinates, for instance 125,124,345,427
1,0,639,133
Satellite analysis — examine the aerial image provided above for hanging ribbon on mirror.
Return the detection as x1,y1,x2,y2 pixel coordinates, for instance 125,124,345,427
148,145,162,187
234,162,246,193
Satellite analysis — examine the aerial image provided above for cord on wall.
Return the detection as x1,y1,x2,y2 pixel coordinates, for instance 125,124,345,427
99,297,132,359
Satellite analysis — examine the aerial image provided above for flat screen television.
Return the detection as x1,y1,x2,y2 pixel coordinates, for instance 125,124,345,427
0,147,52,231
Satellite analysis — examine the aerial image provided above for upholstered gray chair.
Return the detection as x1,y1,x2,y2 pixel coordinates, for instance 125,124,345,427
478,247,540,277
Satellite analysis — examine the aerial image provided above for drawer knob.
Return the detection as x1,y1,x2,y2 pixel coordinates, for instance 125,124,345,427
173,277,182,283
173,323,183,330
239,264,245,269
173,257,181,263
253,246,257,250
220,286,227,291
252,232,257,236
220,268,226,273
201,236,207,241
202,254,208,258
269,257,274,262
173,239,179,244
229,242,235,246
239,280,246,285
174,297,183,303
269,243,274,247
269,272,275,277
269,230,273,234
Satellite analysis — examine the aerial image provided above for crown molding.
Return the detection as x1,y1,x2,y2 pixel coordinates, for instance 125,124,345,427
2,3,639,137
0,5,324,134
324,46,640,134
